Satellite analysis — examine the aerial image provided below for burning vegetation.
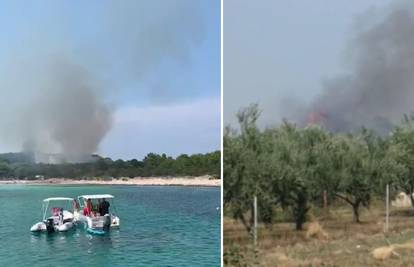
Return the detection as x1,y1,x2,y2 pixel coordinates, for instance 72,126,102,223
283,1,414,135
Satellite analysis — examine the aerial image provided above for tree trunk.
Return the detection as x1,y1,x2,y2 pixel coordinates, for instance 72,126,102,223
334,193,362,223
294,191,308,231
408,184,414,208
249,206,255,236
295,218,304,231
352,202,361,223
410,192,414,208
238,210,251,234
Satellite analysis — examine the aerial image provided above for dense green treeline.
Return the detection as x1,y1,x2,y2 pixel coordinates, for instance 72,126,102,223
0,151,220,179
224,104,414,231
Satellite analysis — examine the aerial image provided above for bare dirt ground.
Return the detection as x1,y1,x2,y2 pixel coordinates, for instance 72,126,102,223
224,202,414,266
0,175,221,187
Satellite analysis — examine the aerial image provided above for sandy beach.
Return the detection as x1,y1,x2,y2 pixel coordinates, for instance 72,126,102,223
0,175,221,187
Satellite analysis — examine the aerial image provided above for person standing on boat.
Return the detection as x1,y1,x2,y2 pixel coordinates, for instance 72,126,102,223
73,199,80,211
83,199,92,216
98,199,103,215
58,208,64,224
100,198,110,215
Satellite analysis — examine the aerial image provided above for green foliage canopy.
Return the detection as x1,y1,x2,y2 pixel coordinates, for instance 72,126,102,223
224,105,414,231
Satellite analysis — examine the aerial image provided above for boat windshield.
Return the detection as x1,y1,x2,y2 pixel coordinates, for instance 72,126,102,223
77,195,116,216
41,199,74,220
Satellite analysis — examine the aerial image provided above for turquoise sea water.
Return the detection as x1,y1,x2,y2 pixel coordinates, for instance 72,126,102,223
0,185,220,266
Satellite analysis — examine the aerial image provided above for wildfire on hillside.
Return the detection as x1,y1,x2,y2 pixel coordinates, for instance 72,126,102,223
307,111,328,126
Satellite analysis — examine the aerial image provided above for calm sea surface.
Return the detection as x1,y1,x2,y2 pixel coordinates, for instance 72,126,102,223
0,185,220,266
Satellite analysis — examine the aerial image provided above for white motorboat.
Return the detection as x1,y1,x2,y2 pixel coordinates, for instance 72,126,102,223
74,194,120,235
30,197,76,233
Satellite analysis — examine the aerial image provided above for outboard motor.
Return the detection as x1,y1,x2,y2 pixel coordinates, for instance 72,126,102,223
103,214,111,232
45,218,55,233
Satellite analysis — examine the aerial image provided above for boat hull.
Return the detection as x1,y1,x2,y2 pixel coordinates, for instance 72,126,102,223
30,221,74,232
86,228,106,236
74,211,120,229
30,222,47,232
56,222,74,232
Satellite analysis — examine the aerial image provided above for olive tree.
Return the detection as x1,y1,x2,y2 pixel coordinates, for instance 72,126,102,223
328,134,373,223
388,120,414,205
263,123,330,230
223,104,266,233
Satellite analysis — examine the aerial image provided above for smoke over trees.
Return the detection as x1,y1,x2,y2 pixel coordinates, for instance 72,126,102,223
0,54,109,163
19,60,112,161
298,1,414,134
0,1,206,162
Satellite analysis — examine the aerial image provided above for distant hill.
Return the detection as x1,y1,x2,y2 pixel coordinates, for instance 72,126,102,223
0,152,34,164
0,151,221,179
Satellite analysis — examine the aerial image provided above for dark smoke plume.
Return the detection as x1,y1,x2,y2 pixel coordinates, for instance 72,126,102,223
29,60,112,158
4,58,113,163
0,1,205,162
299,1,414,134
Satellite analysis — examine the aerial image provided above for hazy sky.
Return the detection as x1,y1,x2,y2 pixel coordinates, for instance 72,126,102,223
224,0,393,127
0,0,220,160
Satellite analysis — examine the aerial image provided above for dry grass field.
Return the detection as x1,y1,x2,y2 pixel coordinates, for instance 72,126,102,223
224,202,414,266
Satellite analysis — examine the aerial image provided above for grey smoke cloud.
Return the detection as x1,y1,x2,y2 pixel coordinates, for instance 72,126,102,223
298,1,414,133
30,60,112,156
0,1,205,161
0,55,111,161
105,0,204,103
